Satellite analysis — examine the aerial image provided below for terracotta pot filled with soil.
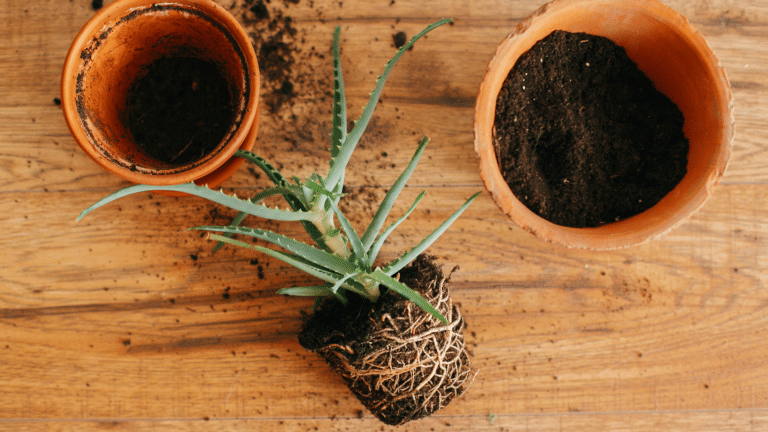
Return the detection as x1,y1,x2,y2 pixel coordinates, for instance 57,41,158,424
474,0,733,249
61,0,260,188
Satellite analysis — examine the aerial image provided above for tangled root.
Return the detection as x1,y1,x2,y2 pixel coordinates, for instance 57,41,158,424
302,255,475,425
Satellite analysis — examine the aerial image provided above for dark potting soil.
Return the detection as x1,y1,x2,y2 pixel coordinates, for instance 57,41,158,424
393,31,407,49
240,0,302,113
298,254,445,352
494,30,689,228
125,57,236,166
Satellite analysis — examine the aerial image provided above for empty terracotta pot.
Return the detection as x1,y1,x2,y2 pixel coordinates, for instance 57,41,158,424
474,0,733,250
61,0,260,188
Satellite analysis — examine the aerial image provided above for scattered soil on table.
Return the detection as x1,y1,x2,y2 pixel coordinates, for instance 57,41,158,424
125,57,237,166
91,0,103,11
237,0,317,114
392,31,407,49
493,30,689,228
298,254,473,425
230,0,340,163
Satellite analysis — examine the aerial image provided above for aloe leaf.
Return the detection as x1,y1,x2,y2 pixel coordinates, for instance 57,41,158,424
278,285,333,297
212,211,248,253
235,150,292,190
209,233,369,299
327,199,365,262
211,185,304,252
304,179,338,201
361,136,429,252
208,234,346,285
232,149,331,251
235,150,328,240
382,191,481,277
324,18,452,193
235,149,311,211
330,25,347,161
193,225,358,275
332,172,345,208
366,190,425,268
330,271,360,294
369,269,447,325
78,183,316,222
221,211,330,254
280,284,348,305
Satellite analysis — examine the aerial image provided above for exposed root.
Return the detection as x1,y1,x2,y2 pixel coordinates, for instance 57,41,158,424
307,255,475,425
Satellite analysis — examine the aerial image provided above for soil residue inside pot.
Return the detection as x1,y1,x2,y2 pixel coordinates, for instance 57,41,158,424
298,254,473,425
126,57,236,166
494,30,689,228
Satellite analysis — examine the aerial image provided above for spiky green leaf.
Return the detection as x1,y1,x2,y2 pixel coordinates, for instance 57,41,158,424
361,136,429,252
369,269,447,325
278,285,349,305
208,234,345,282
325,18,452,193
235,150,291,190
327,199,365,262
330,271,360,295
383,191,481,277
366,190,425,268
211,185,304,252
207,234,372,299
330,26,347,159
230,150,332,252
194,225,358,274
212,210,248,253
78,183,316,222
278,285,334,297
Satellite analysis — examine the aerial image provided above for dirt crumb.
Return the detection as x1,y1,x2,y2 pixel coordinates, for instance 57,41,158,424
393,31,407,49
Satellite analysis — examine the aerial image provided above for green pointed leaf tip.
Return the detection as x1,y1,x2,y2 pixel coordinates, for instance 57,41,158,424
361,136,429,252
324,18,452,192
193,225,357,275
384,191,481,277
370,270,447,325
330,25,346,158
77,182,314,223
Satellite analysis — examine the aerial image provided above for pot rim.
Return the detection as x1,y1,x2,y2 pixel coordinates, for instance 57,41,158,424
61,0,260,186
473,0,734,250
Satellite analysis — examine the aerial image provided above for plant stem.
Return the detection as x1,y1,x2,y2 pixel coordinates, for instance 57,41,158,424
309,207,351,259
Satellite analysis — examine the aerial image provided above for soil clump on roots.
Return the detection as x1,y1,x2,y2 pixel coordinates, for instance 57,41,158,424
298,254,473,425
493,30,689,228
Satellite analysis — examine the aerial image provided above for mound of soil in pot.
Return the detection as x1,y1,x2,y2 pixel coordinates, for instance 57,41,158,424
298,254,473,425
125,57,236,166
494,30,689,228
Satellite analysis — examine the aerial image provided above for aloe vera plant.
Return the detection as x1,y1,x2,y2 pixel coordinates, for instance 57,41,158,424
79,19,477,424
79,18,477,324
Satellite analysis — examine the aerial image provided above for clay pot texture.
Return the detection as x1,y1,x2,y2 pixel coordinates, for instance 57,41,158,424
61,0,260,188
474,0,733,250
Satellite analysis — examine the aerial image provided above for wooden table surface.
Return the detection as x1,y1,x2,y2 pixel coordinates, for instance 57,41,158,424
2,0,767,430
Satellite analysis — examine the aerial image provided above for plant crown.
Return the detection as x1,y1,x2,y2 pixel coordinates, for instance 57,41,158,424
78,19,479,324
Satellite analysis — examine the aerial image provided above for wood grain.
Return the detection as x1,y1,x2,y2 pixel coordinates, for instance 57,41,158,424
2,0,768,430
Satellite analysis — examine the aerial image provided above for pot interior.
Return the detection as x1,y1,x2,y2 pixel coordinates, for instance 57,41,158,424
75,3,251,174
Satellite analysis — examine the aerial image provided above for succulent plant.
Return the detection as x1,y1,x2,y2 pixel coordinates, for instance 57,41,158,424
78,18,479,325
